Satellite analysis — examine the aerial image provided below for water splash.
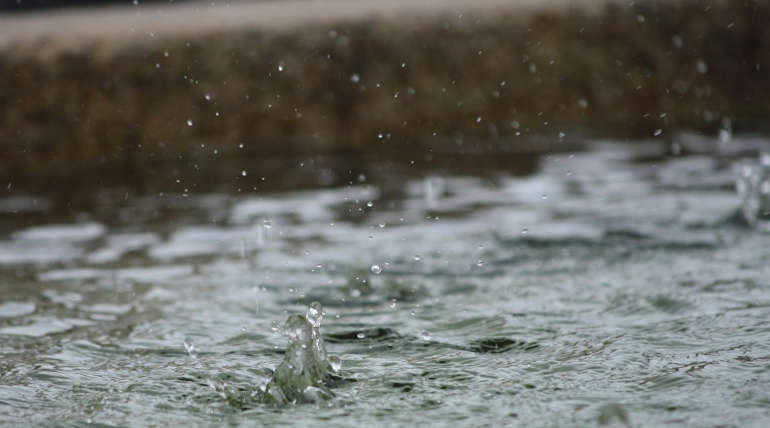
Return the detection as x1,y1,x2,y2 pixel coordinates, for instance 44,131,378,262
262,302,339,405
735,153,770,230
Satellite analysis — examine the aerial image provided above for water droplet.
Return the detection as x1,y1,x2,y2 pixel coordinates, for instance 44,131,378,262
350,73,360,83
653,129,663,137
521,228,529,235
183,341,197,358
186,119,193,127
366,201,374,208
696,60,708,74
306,302,324,327
278,64,284,72
476,259,484,267
204,93,211,101
420,331,432,341
356,332,366,339
370,264,382,275
241,170,247,177
328,355,342,372
378,223,386,228
413,255,421,261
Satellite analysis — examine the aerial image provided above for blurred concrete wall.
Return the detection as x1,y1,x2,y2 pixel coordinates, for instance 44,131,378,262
0,0,768,188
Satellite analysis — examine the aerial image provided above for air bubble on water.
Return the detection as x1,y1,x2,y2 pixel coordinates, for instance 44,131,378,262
541,194,548,200
366,201,374,208
370,264,382,275
476,259,484,267
413,255,421,261
420,331,432,341
204,93,211,101
476,116,482,123
241,170,247,177
389,299,397,309
521,228,529,235
186,119,193,127
262,219,273,229
378,223,386,228
278,64,284,72
356,332,366,339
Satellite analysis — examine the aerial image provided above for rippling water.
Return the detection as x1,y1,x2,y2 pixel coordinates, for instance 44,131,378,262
1,136,770,427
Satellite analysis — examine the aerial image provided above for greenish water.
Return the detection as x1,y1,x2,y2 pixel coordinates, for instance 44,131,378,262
1,136,770,427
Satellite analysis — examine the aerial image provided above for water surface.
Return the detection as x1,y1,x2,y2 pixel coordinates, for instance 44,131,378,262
1,136,769,427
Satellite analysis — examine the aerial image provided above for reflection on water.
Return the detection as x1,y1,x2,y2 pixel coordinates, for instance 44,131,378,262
1,136,770,426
